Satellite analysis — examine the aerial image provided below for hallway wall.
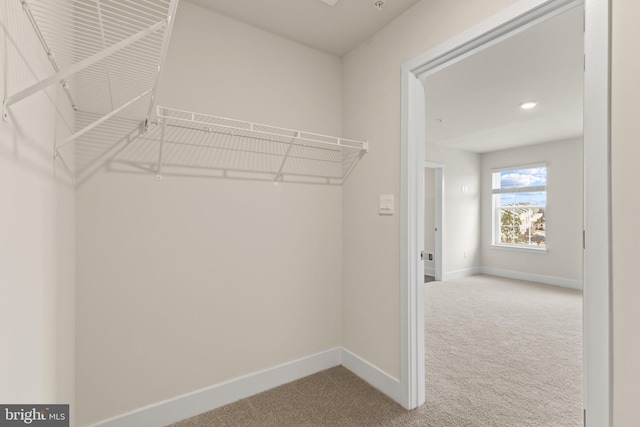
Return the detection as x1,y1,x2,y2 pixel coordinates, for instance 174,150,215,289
0,1,76,419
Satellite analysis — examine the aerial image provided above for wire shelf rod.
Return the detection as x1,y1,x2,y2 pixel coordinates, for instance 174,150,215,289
96,0,115,111
35,8,161,39
128,0,172,16
103,78,154,92
34,19,163,52
159,106,352,142
144,162,344,183
36,3,146,29
30,11,100,35
34,22,123,49
98,2,166,26
4,19,165,110
105,76,156,89
33,8,157,39
31,20,160,56
55,88,152,154
32,21,103,43
88,51,164,72
19,0,77,110
30,1,170,33
157,107,368,152
144,0,179,127
106,44,164,62
341,152,366,180
121,0,169,17
34,0,163,29
110,61,160,74
161,121,357,155
99,0,168,19
108,82,156,95
275,135,298,181
95,12,159,34
156,108,167,179
78,74,150,88
160,139,343,165
56,39,164,64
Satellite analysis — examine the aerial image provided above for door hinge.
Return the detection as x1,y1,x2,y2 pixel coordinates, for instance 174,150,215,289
583,230,586,250
420,251,426,261
583,408,586,427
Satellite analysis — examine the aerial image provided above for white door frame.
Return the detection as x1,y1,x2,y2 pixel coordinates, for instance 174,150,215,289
399,0,611,425
424,161,444,281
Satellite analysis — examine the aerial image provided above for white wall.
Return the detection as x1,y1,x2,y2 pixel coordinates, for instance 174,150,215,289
612,0,640,423
0,0,75,418
343,0,640,422
342,0,519,380
425,145,482,277
75,2,344,425
480,138,583,285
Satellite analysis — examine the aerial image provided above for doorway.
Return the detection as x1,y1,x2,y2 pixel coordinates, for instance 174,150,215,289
424,162,443,282
399,0,611,425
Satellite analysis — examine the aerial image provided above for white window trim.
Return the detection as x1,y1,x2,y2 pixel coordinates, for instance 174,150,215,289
490,243,548,253
491,164,547,250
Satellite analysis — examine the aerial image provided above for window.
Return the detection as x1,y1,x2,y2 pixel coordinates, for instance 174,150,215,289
492,165,547,249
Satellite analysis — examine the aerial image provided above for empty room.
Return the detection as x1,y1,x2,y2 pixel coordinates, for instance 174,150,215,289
421,5,584,424
1,0,638,426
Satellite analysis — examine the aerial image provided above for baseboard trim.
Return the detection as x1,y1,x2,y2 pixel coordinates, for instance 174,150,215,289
423,267,435,276
480,267,583,290
87,348,342,427
442,267,482,281
340,348,402,403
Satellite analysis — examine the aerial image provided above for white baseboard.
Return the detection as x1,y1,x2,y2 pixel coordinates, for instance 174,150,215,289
442,267,482,281
84,266,580,427
87,347,405,427
88,348,342,427
340,348,402,404
423,267,435,276
480,267,583,290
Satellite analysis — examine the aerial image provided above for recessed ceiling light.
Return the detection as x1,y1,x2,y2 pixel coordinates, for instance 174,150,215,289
520,101,538,110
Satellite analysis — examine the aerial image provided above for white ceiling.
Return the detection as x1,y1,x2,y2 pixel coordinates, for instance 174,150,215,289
182,0,584,154
424,5,585,153
185,0,421,56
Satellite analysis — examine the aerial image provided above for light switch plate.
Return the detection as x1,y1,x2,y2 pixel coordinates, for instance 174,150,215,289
379,194,394,215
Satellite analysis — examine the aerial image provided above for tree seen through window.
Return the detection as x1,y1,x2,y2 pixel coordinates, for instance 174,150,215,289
492,166,547,247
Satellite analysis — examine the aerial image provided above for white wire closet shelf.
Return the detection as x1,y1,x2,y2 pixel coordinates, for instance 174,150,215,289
2,0,179,159
149,107,369,185
3,1,369,185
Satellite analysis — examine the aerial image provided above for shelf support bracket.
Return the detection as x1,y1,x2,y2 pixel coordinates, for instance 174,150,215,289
274,133,298,182
156,108,168,180
18,0,77,114
3,19,166,117
95,0,116,111
54,89,152,158
145,0,180,130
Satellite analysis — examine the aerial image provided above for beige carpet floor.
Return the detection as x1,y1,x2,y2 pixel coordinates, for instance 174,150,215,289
170,274,583,426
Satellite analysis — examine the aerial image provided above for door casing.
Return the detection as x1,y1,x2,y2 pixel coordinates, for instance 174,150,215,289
399,1,611,425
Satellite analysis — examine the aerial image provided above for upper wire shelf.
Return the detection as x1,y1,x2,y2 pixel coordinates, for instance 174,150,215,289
153,107,368,185
3,0,179,160
3,1,368,185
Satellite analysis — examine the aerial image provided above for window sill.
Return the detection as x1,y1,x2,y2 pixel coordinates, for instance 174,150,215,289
490,244,548,254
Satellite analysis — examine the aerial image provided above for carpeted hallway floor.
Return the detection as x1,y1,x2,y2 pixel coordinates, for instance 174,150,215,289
170,275,583,426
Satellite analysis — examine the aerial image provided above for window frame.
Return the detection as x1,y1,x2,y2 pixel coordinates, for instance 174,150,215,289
491,163,548,253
